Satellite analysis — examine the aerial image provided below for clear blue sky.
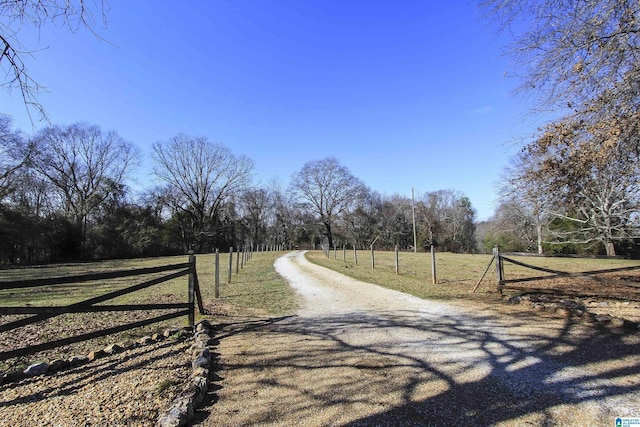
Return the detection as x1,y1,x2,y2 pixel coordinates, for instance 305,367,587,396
3,0,544,220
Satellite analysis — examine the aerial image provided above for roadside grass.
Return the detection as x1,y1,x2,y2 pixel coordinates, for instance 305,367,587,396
306,249,640,302
197,251,298,316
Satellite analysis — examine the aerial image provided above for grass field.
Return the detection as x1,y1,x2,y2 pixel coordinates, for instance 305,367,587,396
0,251,295,371
306,249,640,302
2,249,638,372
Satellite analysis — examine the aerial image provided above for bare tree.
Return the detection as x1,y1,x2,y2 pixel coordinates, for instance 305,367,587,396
31,122,137,258
1,0,109,121
499,148,554,254
152,134,254,252
0,115,30,200
290,157,367,248
482,0,640,114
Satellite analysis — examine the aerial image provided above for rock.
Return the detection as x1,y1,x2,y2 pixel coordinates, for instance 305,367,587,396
49,359,66,371
152,333,163,341
610,317,625,328
195,320,211,332
595,314,612,323
507,296,522,304
192,348,211,370
104,343,124,355
88,349,106,361
23,362,48,376
164,328,180,338
139,336,153,345
67,356,88,366
191,366,208,378
156,415,181,427
555,307,572,318
191,376,209,405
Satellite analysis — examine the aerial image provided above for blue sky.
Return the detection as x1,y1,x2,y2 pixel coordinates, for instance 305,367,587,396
3,0,544,220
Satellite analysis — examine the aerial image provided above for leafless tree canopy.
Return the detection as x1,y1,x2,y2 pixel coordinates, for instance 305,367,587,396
1,0,109,121
290,157,367,248
152,134,254,251
482,0,640,112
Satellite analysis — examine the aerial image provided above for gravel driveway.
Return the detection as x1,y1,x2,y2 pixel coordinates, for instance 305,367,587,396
196,251,640,426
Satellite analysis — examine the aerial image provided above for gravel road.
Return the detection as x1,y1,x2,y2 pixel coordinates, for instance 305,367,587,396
196,251,640,426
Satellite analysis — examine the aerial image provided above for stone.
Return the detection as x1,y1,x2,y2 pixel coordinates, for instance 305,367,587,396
104,343,124,355
156,414,181,427
595,314,612,323
139,336,153,345
23,362,48,376
67,356,88,366
610,317,625,328
152,333,163,341
88,349,106,361
555,307,572,318
192,348,211,370
49,359,66,371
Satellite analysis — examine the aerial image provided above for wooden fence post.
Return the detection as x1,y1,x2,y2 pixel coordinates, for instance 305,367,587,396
334,245,337,260
215,249,220,298
343,244,346,262
228,247,233,283
493,246,504,295
188,254,195,327
354,247,358,265
431,245,437,284
371,247,375,269
235,246,240,274
395,245,399,275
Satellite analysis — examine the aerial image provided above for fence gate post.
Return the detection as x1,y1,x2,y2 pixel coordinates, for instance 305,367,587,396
493,246,504,295
188,254,196,327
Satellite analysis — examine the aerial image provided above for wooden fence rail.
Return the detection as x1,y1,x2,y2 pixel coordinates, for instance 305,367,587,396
493,247,640,297
0,255,203,362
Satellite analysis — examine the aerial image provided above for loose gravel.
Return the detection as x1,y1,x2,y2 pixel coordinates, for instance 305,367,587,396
0,338,191,426
196,251,640,426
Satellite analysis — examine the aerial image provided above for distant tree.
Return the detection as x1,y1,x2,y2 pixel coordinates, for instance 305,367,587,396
419,189,476,253
152,134,254,253
290,157,367,248
31,122,137,258
482,200,540,253
1,0,109,120
499,148,553,254
0,116,30,200
238,187,272,248
344,191,381,249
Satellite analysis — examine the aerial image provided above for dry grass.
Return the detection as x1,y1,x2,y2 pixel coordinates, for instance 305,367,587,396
306,249,640,302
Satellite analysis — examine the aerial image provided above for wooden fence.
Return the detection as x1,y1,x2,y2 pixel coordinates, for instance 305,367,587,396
491,247,640,298
0,255,204,362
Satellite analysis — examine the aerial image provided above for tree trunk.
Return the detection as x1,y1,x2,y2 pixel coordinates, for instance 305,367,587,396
605,241,616,256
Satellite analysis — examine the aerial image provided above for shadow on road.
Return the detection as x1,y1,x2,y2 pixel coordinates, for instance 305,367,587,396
194,310,640,426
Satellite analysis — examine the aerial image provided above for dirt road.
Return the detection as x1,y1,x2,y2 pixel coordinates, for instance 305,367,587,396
194,251,640,426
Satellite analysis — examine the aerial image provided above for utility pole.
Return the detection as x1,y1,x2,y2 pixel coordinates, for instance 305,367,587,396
412,187,417,253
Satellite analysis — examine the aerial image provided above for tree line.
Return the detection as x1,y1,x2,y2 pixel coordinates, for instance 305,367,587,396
0,119,478,264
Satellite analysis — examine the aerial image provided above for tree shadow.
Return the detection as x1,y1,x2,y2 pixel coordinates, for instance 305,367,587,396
198,309,640,426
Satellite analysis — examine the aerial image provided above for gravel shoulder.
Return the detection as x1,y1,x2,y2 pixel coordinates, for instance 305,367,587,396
197,251,640,426
0,337,191,427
